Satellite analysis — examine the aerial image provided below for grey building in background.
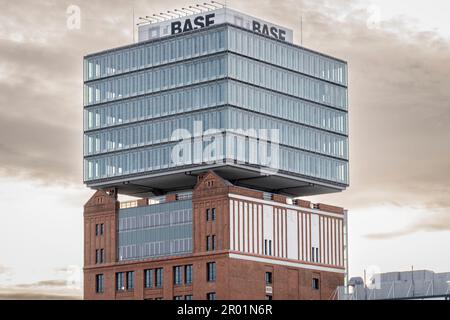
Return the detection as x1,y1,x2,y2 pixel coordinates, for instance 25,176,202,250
336,270,450,300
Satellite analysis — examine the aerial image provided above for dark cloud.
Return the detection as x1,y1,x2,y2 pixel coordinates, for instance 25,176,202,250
366,210,450,239
0,279,82,300
0,0,449,235
15,280,68,288
0,290,81,300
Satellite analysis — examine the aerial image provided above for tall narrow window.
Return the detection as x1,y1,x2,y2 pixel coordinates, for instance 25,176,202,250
95,249,104,264
206,208,210,221
265,272,273,285
127,271,135,290
116,272,125,291
212,235,216,251
264,239,268,255
95,274,104,293
173,266,182,285
206,235,211,251
211,208,216,221
207,262,216,282
268,240,272,256
185,265,193,285
312,277,320,290
155,268,163,288
144,269,153,288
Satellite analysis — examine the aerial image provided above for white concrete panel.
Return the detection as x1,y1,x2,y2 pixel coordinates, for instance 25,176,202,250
311,214,320,248
263,205,273,241
230,200,235,250
239,201,243,251
243,202,248,252
286,209,298,260
324,217,329,264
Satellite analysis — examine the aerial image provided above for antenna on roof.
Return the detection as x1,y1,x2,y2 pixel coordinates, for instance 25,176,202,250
300,15,303,46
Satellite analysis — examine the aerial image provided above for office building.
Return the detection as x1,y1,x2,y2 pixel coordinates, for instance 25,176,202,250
83,5,349,300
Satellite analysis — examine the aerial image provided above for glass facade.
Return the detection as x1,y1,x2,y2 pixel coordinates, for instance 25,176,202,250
118,199,192,261
84,23,349,191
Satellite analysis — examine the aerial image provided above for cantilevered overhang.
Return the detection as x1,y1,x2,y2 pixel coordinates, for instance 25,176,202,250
85,161,347,198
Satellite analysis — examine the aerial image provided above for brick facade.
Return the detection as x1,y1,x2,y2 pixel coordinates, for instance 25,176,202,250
83,171,345,300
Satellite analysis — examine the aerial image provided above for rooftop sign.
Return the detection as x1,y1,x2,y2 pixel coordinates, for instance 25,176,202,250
138,8,293,43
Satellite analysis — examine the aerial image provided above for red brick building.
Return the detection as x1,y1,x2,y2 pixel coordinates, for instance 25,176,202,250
84,171,347,300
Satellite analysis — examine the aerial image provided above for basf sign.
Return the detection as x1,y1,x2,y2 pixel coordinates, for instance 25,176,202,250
138,8,293,43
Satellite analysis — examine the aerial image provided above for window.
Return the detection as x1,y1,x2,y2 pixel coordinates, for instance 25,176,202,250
264,239,272,255
127,271,135,290
206,208,210,221
312,277,320,290
207,292,216,300
211,208,216,221
212,235,216,250
95,223,104,236
95,274,104,293
174,296,183,300
173,266,182,285
265,272,272,285
207,262,216,282
155,297,163,300
185,295,193,300
144,269,153,288
206,235,210,251
185,265,193,285
116,272,125,291
155,268,163,288
265,295,272,300
312,247,319,263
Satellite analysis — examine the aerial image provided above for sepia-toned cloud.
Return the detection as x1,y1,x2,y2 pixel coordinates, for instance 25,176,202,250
0,1,448,239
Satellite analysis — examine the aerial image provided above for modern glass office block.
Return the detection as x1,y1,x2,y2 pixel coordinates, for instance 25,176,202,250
83,24,349,197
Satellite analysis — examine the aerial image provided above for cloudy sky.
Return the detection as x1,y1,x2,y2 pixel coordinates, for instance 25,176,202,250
0,0,449,299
